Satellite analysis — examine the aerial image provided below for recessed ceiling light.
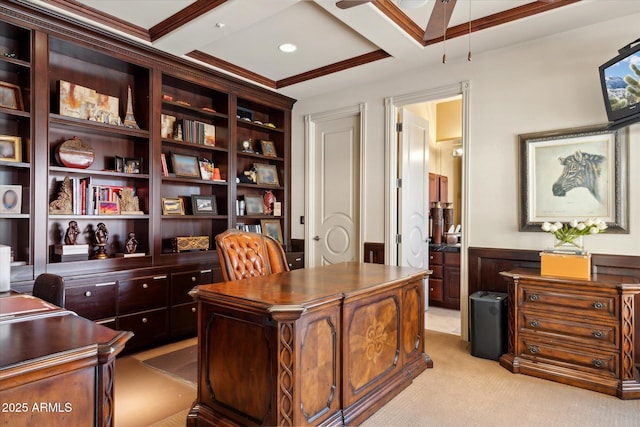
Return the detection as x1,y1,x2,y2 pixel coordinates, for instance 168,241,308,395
278,43,297,53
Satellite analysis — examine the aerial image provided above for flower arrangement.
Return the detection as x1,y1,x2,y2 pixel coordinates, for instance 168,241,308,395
541,218,608,252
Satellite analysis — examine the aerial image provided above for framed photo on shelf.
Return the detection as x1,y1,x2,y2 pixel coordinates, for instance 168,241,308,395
98,201,119,215
260,219,283,244
124,157,142,174
0,135,21,162
161,197,185,215
171,153,201,178
191,195,218,216
519,124,629,232
254,163,279,186
0,81,23,111
244,195,264,215
0,185,21,214
260,140,277,157
161,114,176,139
199,160,213,180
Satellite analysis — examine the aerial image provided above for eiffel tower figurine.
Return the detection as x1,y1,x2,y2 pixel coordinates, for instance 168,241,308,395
123,85,139,129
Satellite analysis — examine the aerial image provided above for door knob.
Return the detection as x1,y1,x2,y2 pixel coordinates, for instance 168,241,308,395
313,236,320,241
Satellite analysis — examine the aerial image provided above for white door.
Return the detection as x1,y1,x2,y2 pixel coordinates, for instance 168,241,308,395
308,113,361,266
398,108,429,269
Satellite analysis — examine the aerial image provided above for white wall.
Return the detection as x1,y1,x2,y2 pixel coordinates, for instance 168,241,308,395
291,13,640,257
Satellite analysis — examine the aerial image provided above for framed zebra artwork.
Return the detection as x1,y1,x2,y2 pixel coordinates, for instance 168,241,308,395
518,123,628,233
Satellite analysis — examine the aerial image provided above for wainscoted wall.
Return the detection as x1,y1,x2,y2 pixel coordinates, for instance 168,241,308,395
468,247,640,362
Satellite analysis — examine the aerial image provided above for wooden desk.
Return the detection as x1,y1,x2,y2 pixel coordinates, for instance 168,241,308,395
0,292,133,426
188,262,431,426
500,268,640,399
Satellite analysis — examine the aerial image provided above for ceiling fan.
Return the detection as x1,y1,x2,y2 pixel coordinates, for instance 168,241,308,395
336,0,457,41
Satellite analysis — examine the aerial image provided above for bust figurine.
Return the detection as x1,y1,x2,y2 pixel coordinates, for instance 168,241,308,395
64,220,81,245
124,232,138,254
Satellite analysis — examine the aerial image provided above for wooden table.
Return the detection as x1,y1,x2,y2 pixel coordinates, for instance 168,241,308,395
188,262,432,426
0,291,132,426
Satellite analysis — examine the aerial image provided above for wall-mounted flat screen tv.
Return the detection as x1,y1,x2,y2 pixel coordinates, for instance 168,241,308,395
599,41,640,128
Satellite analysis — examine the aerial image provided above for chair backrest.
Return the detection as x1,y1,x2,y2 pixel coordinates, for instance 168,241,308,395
215,229,289,281
33,273,65,307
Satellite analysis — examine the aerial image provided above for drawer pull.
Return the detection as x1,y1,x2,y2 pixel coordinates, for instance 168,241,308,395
528,320,540,328
592,301,604,310
592,359,604,368
142,317,148,323
142,283,148,289
592,330,604,338
528,345,540,354
191,307,196,313
528,294,540,302
191,276,197,282
84,291,92,297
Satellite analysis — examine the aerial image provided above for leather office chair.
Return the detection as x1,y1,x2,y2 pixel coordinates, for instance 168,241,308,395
32,273,65,307
215,229,289,281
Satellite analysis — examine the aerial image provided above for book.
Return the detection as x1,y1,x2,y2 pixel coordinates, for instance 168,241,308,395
51,253,89,263
160,153,169,177
115,252,146,258
54,244,89,255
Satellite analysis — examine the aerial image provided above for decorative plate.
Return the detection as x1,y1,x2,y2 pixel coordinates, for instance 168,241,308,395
56,136,95,169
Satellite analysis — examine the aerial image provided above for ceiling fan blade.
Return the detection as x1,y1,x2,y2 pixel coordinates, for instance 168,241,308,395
336,0,372,9
423,0,458,41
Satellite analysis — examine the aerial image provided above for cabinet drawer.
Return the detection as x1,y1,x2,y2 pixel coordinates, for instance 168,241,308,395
428,251,443,265
171,302,198,338
430,265,443,279
119,275,169,315
428,278,443,302
286,252,304,270
519,285,616,319
66,281,117,321
518,334,618,378
520,311,617,348
118,308,168,351
171,269,214,305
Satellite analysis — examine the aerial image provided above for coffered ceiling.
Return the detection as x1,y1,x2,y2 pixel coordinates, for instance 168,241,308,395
31,0,640,99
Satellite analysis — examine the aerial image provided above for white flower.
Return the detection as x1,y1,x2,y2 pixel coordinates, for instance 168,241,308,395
585,218,594,226
576,222,586,231
569,219,578,228
541,222,552,232
553,222,563,230
589,226,599,234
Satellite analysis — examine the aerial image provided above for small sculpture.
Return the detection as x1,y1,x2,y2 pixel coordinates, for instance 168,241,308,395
49,176,73,214
123,85,140,129
263,190,276,215
238,166,257,184
64,220,81,245
93,222,109,259
118,187,143,214
124,232,138,254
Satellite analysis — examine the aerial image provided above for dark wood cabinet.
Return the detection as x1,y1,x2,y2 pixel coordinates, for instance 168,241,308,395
2,2,296,348
428,249,460,309
500,269,640,399
428,172,448,205
170,267,216,338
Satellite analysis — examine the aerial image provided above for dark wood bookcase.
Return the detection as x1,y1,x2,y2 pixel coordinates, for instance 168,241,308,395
1,1,295,351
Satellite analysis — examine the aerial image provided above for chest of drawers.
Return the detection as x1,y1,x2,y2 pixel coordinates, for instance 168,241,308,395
499,269,640,399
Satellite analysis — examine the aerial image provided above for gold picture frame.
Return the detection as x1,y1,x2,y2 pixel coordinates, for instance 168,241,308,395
260,140,277,157
260,219,283,244
254,163,279,186
0,135,21,162
0,81,23,111
161,197,185,215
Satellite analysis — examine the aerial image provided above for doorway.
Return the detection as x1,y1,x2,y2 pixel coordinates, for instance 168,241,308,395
384,81,470,340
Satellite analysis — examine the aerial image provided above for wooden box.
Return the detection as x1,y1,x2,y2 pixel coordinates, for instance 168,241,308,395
540,252,591,280
172,236,209,252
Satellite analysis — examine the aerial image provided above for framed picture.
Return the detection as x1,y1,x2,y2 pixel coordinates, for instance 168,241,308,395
260,140,277,157
161,197,185,215
98,201,119,215
114,155,125,172
124,157,142,174
260,219,283,244
254,163,279,186
171,153,201,178
199,160,213,180
0,135,21,162
161,114,176,139
519,124,628,232
244,195,264,215
0,185,21,214
191,195,218,216
0,81,23,111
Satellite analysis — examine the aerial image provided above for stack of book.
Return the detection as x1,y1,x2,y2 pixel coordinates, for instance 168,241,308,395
52,244,89,262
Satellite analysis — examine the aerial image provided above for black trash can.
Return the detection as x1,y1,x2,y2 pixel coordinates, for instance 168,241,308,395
469,291,508,360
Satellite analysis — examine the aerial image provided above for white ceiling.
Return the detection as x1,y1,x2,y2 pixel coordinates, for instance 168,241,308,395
32,0,640,100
